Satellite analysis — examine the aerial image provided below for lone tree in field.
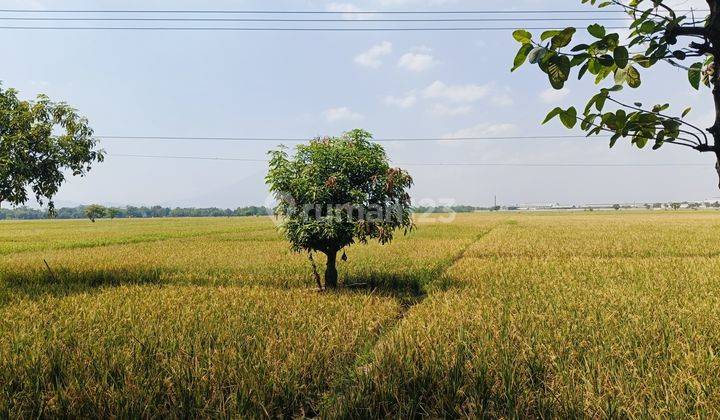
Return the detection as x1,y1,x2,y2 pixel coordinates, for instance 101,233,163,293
106,207,120,219
266,129,413,289
0,84,104,214
512,0,720,187
84,204,106,222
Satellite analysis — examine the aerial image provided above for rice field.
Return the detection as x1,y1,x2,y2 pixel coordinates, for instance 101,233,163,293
2,212,720,417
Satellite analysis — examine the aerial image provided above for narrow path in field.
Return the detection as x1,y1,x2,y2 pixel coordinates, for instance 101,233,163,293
423,226,501,293
378,224,501,335
322,225,502,409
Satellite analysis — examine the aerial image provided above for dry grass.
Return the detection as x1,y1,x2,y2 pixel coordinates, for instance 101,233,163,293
328,212,720,418
466,212,720,258
0,214,494,305
3,212,720,417
0,285,399,418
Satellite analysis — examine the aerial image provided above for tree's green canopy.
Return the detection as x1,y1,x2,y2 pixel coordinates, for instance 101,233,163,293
512,0,714,152
106,207,120,219
84,204,106,222
0,84,104,213
266,129,413,255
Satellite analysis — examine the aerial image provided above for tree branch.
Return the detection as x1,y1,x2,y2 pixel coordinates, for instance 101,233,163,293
667,25,710,38
606,96,709,145
610,0,674,23
578,116,701,150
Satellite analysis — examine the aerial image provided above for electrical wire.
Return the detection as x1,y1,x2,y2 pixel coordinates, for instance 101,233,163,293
97,134,609,143
0,26,632,31
0,17,642,22
0,8,707,14
110,153,708,167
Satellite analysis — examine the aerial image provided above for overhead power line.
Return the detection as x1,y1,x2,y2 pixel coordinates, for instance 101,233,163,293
0,25,631,31
115,154,266,162
399,162,707,167
0,6,701,31
0,8,707,14
0,17,639,22
98,134,609,143
0,6,682,32
110,153,708,167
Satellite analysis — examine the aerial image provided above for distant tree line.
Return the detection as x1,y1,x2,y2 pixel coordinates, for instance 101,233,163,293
413,205,488,213
4,201,716,221
0,205,271,220
0,204,486,220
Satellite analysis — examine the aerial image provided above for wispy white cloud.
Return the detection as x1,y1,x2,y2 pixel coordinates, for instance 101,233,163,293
539,88,571,104
326,2,375,20
30,80,50,88
354,41,393,68
442,122,519,139
398,49,438,72
423,81,490,103
323,107,365,122
387,80,512,114
492,91,514,107
385,93,417,108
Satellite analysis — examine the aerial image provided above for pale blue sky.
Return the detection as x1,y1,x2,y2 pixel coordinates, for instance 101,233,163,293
1,0,716,207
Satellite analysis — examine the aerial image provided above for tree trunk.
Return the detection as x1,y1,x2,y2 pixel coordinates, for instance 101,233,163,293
709,0,720,188
710,70,720,188
716,150,720,190
324,250,339,289
308,252,323,290
711,49,720,188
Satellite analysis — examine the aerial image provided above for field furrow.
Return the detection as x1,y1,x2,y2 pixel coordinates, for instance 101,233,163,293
322,214,720,418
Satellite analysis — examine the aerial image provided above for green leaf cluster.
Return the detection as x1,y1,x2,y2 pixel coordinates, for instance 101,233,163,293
266,129,414,256
544,84,690,149
511,0,711,150
0,84,104,214
84,204,107,222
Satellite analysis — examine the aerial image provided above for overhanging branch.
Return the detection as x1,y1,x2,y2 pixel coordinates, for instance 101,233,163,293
667,25,710,38
606,96,710,145
577,116,702,150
